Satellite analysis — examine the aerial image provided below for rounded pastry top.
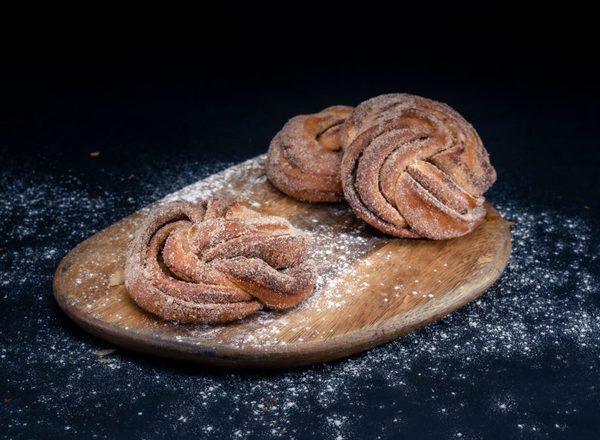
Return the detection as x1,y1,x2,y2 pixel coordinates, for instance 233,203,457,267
266,105,353,202
124,199,316,324
341,93,496,239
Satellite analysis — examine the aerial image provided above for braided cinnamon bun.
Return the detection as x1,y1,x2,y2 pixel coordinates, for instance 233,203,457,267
340,94,496,239
124,199,316,324
266,105,353,202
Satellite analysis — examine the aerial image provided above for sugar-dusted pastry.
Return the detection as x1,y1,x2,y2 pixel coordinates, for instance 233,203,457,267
266,105,353,202
340,93,496,239
124,199,316,324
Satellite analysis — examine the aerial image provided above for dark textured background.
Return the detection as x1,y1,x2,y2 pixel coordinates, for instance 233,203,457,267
1,4,599,439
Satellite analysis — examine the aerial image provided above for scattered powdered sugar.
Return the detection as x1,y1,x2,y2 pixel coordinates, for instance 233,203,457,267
1,157,599,438
161,157,267,205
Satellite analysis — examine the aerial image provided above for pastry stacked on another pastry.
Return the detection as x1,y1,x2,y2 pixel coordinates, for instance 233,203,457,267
124,199,316,324
266,93,496,240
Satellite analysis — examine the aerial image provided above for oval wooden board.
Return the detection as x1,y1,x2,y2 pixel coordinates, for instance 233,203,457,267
53,156,511,369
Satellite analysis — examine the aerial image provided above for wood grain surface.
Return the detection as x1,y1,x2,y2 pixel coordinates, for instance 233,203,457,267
53,156,512,369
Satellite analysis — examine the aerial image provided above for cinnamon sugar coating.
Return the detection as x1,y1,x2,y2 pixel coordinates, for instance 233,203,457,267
266,105,353,202
340,94,496,239
124,199,316,324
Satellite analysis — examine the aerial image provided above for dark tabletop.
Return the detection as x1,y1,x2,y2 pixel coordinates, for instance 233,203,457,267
1,4,599,439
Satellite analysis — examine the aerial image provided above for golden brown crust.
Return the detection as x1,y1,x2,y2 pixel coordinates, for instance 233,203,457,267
340,93,496,239
124,199,316,324
266,105,353,202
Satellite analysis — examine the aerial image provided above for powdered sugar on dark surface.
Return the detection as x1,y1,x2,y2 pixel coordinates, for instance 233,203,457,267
1,157,599,439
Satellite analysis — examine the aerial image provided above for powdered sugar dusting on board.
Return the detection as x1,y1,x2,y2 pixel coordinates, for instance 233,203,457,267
161,156,268,204
1,156,599,438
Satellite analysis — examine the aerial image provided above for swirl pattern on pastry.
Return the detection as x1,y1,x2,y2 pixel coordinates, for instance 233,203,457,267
266,105,353,202
340,93,496,239
124,199,316,324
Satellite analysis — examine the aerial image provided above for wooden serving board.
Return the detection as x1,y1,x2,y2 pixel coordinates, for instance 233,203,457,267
53,156,511,369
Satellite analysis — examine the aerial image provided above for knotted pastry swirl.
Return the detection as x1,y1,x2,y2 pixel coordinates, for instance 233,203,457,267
124,199,316,324
266,105,353,202
340,94,496,239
